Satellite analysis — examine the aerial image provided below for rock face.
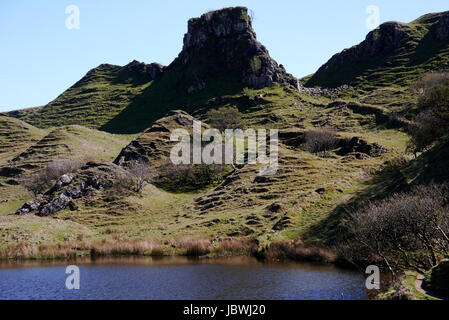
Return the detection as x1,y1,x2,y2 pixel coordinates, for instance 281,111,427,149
15,162,116,217
171,7,296,93
307,22,413,87
334,22,413,66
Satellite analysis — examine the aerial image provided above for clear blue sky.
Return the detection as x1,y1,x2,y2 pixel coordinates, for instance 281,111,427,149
1,0,448,112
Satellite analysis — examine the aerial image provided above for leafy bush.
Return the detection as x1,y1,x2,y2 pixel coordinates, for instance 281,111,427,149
407,110,445,154
206,106,243,132
423,259,449,297
158,162,227,192
408,72,449,153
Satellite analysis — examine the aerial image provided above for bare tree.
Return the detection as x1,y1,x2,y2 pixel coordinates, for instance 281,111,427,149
303,127,338,156
19,158,82,196
343,184,449,277
127,160,154,194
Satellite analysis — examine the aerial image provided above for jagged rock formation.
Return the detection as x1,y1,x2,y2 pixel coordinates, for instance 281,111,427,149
306,11,449,88
171,6,296,93
330,22,413,67
118,60,165,83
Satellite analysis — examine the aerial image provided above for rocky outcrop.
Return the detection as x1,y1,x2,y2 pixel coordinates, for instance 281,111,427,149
306,11,449,88
120,60,165,81
311,21,413,75
171,7,296,93
15,162,116,216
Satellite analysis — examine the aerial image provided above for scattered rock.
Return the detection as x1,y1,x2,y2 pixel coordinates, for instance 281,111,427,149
16,198,45,215
298,85,351,97
338,137,387,157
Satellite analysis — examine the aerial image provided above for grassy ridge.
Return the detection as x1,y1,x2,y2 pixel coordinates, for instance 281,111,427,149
306,11,449,89
0,115,47,166
7,64,153,130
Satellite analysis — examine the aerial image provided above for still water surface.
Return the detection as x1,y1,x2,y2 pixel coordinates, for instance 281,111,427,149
0,257,367,300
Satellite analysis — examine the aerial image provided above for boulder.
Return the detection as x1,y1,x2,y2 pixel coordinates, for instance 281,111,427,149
38,193,72,217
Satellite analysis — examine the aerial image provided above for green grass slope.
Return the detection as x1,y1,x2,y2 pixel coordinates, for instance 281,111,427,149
0,115,47,166
306,11,449,89
7,62,160,130
9,125,134,171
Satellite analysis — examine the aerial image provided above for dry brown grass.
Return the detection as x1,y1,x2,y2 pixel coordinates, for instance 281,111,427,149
216,238,258,256
173,236,213,256
0,237,163,260
265,239,336,263
1,235,337,265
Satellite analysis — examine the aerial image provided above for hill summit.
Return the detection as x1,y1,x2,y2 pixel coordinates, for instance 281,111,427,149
306,11,449,88
171,6,296,93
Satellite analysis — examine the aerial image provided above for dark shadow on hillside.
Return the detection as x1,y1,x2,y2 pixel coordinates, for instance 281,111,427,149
100,68,245,134
303,137,449,246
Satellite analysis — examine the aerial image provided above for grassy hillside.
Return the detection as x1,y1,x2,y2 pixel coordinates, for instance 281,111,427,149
306,11,449,89
0,125,135,216
0,84,409,251
101,68,245,134
9,125,135,171
2,8,449,265
0,115,47,166
7,63,156,130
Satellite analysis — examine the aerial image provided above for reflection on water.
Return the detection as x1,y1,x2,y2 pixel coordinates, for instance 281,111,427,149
0,256,367,300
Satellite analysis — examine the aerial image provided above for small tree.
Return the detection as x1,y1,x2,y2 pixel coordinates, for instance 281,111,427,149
207,106,243,132
303,127,338,156
406,110,445,155
127,160,154,194
343,184,449,277
19,173,48,196
407,72,449,153
19,158,82,196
